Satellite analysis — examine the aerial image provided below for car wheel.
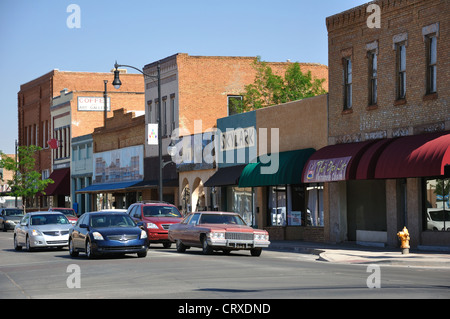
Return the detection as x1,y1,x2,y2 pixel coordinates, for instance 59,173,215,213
2,224,7,232
163,242,172,249
69,238,79,257
176,239,186,253
14,235,22,251
137,250,147,258
86,240,96,259
202,237,213,255
26,236,34,252
250,248,262,257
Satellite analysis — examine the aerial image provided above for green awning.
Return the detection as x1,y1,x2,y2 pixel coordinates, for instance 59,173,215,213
238,148,315,187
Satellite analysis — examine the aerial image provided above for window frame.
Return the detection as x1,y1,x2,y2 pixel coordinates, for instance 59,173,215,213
343,57,353,110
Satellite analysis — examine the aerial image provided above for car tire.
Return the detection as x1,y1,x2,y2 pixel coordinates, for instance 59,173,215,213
202,237,213,255
250,248,262,257
14,235,22,251
137,250,147,258
163,242,172,249
176,239,186,253
86,240,96,259
69,238,79,257
26,236,34,252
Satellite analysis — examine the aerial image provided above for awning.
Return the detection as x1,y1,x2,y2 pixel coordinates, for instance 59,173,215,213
355,138,396,180
126,179,179,189
302,141,376,183
204,165,247,187
239,148,315,187
43,168,70,196
375,131,450,179
76,181,141,194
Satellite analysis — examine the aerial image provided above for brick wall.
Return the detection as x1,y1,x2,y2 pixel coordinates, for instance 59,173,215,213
327,0,449,143
18,70,145,173
92,108,145,153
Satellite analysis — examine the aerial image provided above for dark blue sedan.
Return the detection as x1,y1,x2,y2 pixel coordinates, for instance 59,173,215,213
69,211,148,259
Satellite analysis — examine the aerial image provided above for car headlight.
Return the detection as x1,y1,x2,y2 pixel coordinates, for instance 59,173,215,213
146,222,159,229
92,232,104,240
140,230,147,239
255,233,269,241
6,220,15,224
210,232,225,239
31,229,43,236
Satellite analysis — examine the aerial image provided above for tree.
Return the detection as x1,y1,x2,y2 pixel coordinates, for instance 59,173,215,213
0,145,54,211
230,57,327,114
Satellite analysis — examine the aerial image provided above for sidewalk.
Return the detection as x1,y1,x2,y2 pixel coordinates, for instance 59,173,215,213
267,240,450,268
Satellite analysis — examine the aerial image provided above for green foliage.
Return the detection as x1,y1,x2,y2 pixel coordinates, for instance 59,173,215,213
0,145,54,200
230,57,327,114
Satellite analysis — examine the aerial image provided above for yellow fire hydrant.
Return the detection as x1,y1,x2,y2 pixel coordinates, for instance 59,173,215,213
397,227,410,254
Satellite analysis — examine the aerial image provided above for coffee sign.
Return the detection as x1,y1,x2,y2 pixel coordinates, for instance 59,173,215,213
77,97,111,111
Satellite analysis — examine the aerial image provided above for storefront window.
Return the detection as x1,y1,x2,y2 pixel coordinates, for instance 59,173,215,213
268,186,287,226
268,184,323,227
226,187,253,226
306,184,324,227
425,178,450,232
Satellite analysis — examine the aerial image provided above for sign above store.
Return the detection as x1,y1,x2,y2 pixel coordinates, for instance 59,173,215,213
77,97,111,112
304,156,352,183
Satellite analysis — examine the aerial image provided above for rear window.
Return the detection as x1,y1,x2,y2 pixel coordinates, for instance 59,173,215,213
143,206,182,218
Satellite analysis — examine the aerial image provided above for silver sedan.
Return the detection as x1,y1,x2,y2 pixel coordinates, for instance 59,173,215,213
14,212,72,251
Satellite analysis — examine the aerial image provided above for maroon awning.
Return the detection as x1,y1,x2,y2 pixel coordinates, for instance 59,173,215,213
43,168,70,196
374,131,450,179
302,140,377,183
355,138,396,180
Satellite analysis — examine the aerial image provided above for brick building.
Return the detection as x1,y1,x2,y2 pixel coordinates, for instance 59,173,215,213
302,0,449,248
18,70,144,210
140,53,328,209
77,108,146,211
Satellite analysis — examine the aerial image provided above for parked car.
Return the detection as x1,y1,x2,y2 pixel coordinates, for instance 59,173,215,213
0,208,24,232
168,211,270,256
49,207,78,224
68,211,148,259
427,208,450,231
14,212,72,251
126,201,183,248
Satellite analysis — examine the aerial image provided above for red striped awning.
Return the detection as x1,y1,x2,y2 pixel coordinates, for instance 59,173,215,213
374,131,450,179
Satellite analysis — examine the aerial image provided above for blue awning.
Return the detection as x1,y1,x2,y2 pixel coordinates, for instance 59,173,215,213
76,181,141,193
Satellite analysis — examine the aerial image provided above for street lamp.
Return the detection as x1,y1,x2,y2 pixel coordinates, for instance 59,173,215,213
112,61,164,202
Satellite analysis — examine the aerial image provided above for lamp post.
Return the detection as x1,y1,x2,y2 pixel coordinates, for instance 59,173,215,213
112,61,164,202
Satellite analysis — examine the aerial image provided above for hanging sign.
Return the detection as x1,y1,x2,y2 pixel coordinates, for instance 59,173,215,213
147,124,158,145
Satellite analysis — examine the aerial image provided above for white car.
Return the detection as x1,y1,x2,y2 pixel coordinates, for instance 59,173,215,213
14,212,72,251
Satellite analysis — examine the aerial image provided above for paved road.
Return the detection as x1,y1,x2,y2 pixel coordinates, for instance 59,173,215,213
1,231,449,302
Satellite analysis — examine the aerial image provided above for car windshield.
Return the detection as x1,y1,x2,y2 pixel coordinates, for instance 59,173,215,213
4,209,24,217
429,210,450,221
54,209,76,217
143,206,182,218
199,214,246,225
30,214,70,225
90,214,136,228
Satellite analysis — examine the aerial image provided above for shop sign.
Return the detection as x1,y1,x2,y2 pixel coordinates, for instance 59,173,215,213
220,127,255,151
305,156,352,182
77,97,111,111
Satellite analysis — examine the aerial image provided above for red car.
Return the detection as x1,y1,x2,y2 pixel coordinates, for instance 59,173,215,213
168,211,270,256
126,202,183,248
49,207,78,225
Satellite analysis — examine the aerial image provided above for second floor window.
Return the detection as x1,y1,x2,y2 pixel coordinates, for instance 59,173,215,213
343,58,352,109
368,51,378,105
396,43,406,100
426,35,437,94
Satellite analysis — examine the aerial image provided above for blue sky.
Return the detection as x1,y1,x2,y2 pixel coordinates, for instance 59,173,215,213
0,0,369,154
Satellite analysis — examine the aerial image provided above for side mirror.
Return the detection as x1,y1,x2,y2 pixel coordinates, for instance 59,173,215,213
79,224,89,229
